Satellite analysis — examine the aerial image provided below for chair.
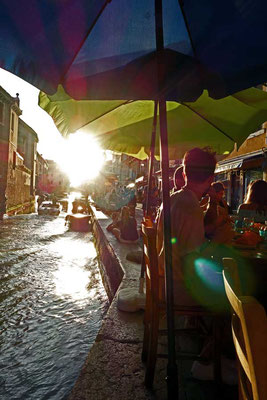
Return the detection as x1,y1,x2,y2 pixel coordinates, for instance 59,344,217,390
223,257,242,295
141,222,222,388
223,263,267,399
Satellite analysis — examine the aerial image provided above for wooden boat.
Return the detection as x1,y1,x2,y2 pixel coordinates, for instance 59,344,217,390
38,201,61,216
65,213,92,232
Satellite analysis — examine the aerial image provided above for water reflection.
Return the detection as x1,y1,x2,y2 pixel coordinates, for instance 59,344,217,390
49,236,96,262
54,265,91,300
0,214,108,400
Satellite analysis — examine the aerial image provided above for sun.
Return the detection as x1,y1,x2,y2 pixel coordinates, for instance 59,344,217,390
57,133,104,187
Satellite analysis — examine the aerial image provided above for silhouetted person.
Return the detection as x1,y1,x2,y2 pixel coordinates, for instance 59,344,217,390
238,179,267,222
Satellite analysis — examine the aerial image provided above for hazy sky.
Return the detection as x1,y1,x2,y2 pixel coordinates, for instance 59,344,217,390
0,68,108,186
0,68,64,160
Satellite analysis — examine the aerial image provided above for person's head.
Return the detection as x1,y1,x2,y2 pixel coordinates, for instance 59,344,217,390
183,147,217,197
245,179,267,206
173,166,185,191
121,206,130,221
209,181,225,202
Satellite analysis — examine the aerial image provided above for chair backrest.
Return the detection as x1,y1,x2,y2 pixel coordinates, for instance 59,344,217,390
223,270,267,400
222,257,242,296
141,221,159,304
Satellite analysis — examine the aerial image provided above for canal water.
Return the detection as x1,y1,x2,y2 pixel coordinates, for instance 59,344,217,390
0,213,108,400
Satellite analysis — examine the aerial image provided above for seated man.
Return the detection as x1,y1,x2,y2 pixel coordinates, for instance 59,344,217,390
157,147,221,307
157,149,235,379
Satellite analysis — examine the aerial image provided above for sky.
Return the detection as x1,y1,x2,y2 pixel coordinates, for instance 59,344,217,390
0,67,64,160
0,68,106,186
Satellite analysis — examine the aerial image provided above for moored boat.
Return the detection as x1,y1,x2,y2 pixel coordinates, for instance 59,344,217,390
38,201,61,216
65,213,92,232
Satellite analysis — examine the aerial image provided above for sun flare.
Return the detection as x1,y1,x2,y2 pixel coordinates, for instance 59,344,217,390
57,133,104,187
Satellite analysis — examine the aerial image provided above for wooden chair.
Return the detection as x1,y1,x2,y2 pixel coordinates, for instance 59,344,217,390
223,257,242,295
141,222,222,388
223,264,267,399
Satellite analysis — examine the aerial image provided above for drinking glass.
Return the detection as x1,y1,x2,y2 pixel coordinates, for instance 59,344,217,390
234,217,243,232
243,217,254,230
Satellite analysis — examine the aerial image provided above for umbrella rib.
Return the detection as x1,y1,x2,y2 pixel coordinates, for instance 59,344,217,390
182,102,236,143
78,100,135,131
178,0,197,57
59,0,111,84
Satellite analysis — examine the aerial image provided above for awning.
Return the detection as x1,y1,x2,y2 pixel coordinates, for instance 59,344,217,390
215,161,243,173
215,149,266,173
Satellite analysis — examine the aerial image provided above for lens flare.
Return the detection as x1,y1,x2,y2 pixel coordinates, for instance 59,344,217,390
193,257,224,293
56,133,104,187
182,254,228,311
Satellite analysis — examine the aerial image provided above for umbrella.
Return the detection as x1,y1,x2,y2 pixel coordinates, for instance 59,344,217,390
2,1,267,100
40,86,267,160
40,85,267,290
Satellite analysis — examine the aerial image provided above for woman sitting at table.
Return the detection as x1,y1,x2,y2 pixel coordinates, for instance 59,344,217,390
238,179,267,222
204,181,234,243
112,206,139,244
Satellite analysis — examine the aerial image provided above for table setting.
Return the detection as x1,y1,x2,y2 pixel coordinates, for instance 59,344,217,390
229,217,267,308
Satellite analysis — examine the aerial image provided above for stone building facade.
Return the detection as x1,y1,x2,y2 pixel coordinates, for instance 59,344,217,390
0,87,22,216
36,152,48,194
0,86,38,216
45,160,69,195
18,119,38,196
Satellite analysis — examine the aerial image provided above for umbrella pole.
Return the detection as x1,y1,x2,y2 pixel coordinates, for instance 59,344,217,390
159,99,179,399
155,0,178,397
145,100,158,216
139,101,158,294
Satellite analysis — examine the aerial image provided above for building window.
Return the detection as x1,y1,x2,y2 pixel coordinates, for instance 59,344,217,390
0,102,3,124
13,151,16,169
10,111,15,142
11,112,14,131
22,137,26,155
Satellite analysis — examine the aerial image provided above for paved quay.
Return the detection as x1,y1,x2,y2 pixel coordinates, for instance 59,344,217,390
68,206,237,400
68,206,168,400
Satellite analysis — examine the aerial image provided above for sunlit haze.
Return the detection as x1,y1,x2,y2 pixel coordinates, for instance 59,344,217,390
57,133,104,186
0,68,105,186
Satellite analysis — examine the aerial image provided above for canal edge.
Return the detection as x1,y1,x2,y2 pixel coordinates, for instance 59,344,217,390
68,206,156,400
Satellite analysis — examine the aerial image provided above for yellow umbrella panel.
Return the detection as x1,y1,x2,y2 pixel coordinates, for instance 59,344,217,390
39,87,267,160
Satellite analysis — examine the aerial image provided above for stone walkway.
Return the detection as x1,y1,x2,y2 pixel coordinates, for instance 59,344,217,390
68,206,238,400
